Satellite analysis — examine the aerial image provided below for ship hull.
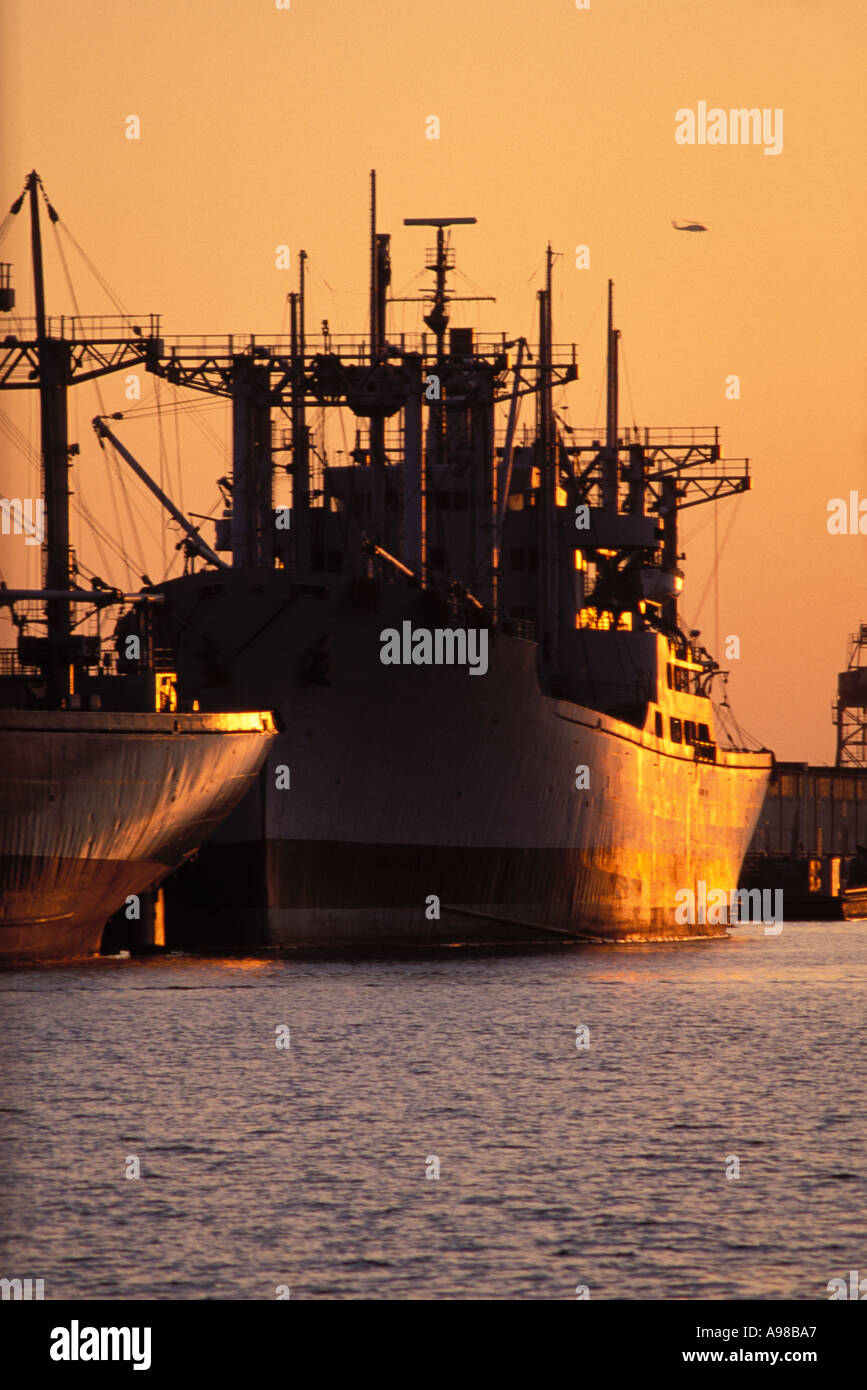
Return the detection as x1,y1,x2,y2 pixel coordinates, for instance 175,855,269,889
0,709,276,961
160,571,771,948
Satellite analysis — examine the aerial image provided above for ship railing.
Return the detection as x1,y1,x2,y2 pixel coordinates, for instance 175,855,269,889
646,455,750,483
1,599,45,626
4,314,161,343
693,740,718,764
562,426,721,448
0,645,181,680
163,334,296,359
0,648,41,677
99,648,177,675
159,333,575,364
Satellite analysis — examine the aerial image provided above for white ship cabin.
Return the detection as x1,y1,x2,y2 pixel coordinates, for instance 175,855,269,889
654,638,717,761
562,615,718,761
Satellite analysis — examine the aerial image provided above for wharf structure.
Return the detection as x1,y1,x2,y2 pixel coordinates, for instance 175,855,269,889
741,626,867,919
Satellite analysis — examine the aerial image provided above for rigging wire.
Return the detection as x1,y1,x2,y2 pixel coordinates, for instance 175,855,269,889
578,284,607,359
577,283,609,437
304,255,365,298
0,408,145,579
168,398,230,469
619,335,640,434
120,392,227,422
51,215,188,581
173,384,185,514
56,222,133,323
120,379,233,561
50,219,136,586
4,184,211,594
714,500,720,661
154,376,169,573
505,253,549,292
683,492,743,643
389,265,427,302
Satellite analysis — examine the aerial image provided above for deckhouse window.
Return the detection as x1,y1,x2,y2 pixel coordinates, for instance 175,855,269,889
674,666,690,694
670,717,683,743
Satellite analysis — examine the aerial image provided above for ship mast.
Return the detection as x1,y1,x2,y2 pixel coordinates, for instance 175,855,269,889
401,216,478,474
369,170,377,362
369,171,391,362
563,284,752,655
2,172,164,701
603,278,619,512
398,213,497,611
369,171,390,548
536,244,559,665
289,259,310,573
27,171,72,698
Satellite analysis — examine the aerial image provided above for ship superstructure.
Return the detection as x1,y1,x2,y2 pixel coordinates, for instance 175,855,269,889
80,172,771,948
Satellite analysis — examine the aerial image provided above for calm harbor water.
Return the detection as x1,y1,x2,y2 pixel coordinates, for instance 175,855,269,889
1,921,864,1301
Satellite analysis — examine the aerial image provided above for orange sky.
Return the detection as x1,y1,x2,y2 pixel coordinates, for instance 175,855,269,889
1,0,865,761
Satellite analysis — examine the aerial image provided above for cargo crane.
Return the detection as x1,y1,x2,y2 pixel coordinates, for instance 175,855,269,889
0,171,162,701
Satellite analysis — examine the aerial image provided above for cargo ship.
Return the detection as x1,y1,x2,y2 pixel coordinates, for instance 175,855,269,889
99,174,771,947
0,172,278,961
